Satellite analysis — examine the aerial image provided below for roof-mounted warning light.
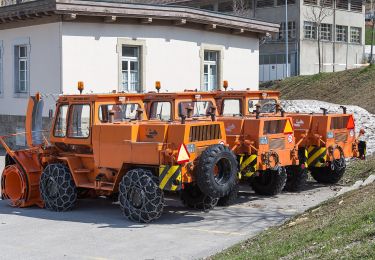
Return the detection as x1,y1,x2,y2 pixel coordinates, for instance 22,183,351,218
155,81,161,93
78,81,84,94
223,80,228,91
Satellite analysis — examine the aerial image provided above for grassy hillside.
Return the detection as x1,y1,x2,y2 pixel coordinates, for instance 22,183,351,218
213,158,375,260
261,65,375,113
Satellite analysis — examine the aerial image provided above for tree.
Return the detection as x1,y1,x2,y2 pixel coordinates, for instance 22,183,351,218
305,0,333,73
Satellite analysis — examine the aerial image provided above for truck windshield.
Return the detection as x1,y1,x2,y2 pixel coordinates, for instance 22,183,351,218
179,101,213,117
248,99,277,113
99,103,140,122
149,101,172,121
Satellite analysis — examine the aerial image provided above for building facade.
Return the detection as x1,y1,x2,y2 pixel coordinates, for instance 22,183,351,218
0,0,277,139
174,0,366,81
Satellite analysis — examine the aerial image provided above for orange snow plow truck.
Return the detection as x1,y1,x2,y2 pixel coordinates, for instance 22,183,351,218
144,90,299,205
1,89,238,223
214,89,364,188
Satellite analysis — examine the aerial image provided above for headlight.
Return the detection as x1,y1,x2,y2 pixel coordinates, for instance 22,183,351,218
259,136,268,145
327,132,334,139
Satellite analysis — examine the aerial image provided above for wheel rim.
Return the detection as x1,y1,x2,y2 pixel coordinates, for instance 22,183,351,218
46,177,59,199
213,158,232,185
129,187,144,209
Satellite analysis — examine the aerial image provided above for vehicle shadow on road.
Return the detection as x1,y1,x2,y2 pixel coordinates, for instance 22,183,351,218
0,197,206,228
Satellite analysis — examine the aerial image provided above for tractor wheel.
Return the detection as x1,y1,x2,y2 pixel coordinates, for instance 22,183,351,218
5,153,15,167
119,169,164,223
310,148,346,184
251,167,287,196
196,144,237,198
284,166,308,192
217,183,239,206
180,184,218,211
40,164,77,211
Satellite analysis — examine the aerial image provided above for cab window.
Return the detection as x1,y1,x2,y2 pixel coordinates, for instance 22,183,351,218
248,99,277,113
99,103,140,122
222,99,241,116
150,101,172,121
179,101,213,117
68,104,91,138
54,105,68,137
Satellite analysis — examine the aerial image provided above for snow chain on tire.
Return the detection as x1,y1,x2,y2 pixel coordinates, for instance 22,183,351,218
40,164,77,212
119,169,164,223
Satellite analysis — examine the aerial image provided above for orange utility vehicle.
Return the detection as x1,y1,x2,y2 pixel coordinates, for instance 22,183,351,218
215,89,362,187
144,90,299,204
1,89,238,223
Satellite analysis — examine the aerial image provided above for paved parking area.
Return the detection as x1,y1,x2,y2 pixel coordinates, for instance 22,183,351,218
0,156,337,259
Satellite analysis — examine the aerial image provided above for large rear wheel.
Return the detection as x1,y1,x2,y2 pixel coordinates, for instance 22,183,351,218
40,164,77,211
217,183,240,206
251,167,287,196
181,184,218,211
119,169,164,223
310,146,346,184
284,166,308,192
196,144,237,198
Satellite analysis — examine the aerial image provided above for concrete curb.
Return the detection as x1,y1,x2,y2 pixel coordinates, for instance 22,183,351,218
336,175,375,197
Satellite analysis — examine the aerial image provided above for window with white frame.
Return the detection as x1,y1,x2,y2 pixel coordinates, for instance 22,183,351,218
279,21,296,40
14,45,29,93
121,46,140,93
336,25,348,42
304,21,316,39
203,50,219,91
320,23,332,41
350,27,361,44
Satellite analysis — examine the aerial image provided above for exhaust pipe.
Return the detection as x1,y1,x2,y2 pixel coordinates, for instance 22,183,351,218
339,106,347,114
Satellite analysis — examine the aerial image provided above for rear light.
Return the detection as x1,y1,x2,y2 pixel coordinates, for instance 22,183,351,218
259,136,268,145
327,131,334,139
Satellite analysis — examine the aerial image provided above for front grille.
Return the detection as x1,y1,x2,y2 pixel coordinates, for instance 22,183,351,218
335,132,348,143
189,124,221,142
269,138,285,150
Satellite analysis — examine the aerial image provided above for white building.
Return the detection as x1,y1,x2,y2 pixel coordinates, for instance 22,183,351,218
0,0,277,136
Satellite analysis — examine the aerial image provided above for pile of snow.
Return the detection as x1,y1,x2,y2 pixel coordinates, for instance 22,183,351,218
281,100,375,155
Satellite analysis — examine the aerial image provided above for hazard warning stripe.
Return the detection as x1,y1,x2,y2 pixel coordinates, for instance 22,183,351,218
307,146,327,167
238,154,257,177
159,165,182,191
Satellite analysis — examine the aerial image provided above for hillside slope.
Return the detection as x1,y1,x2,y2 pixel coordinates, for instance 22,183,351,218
262,65,375,113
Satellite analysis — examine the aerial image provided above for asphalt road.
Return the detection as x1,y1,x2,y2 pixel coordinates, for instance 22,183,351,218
0,156,338,260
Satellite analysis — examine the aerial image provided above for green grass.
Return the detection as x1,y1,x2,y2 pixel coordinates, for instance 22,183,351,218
261,65,375,113
341,155,375,185
366,26,374,45
212,183,375,260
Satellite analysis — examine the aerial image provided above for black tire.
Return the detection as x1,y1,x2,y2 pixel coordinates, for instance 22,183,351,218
310,147,346,184
119,169,164,223
5,154,15,167
217,183,239,206
284,166,308,192
181,184,218,211
310,165,345,184
196,144,238,198
40,164,77,211
250,167,287,196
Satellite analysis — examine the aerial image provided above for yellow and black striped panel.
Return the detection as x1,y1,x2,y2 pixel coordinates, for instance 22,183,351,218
307,146,327,168
159,165,182,191
238,154,257,177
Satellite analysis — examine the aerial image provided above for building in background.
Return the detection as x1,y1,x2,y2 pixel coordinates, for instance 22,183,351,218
173,0,366,81
0,0,277,138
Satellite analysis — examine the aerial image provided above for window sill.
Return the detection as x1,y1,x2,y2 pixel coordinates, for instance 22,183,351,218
13,92,29,98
